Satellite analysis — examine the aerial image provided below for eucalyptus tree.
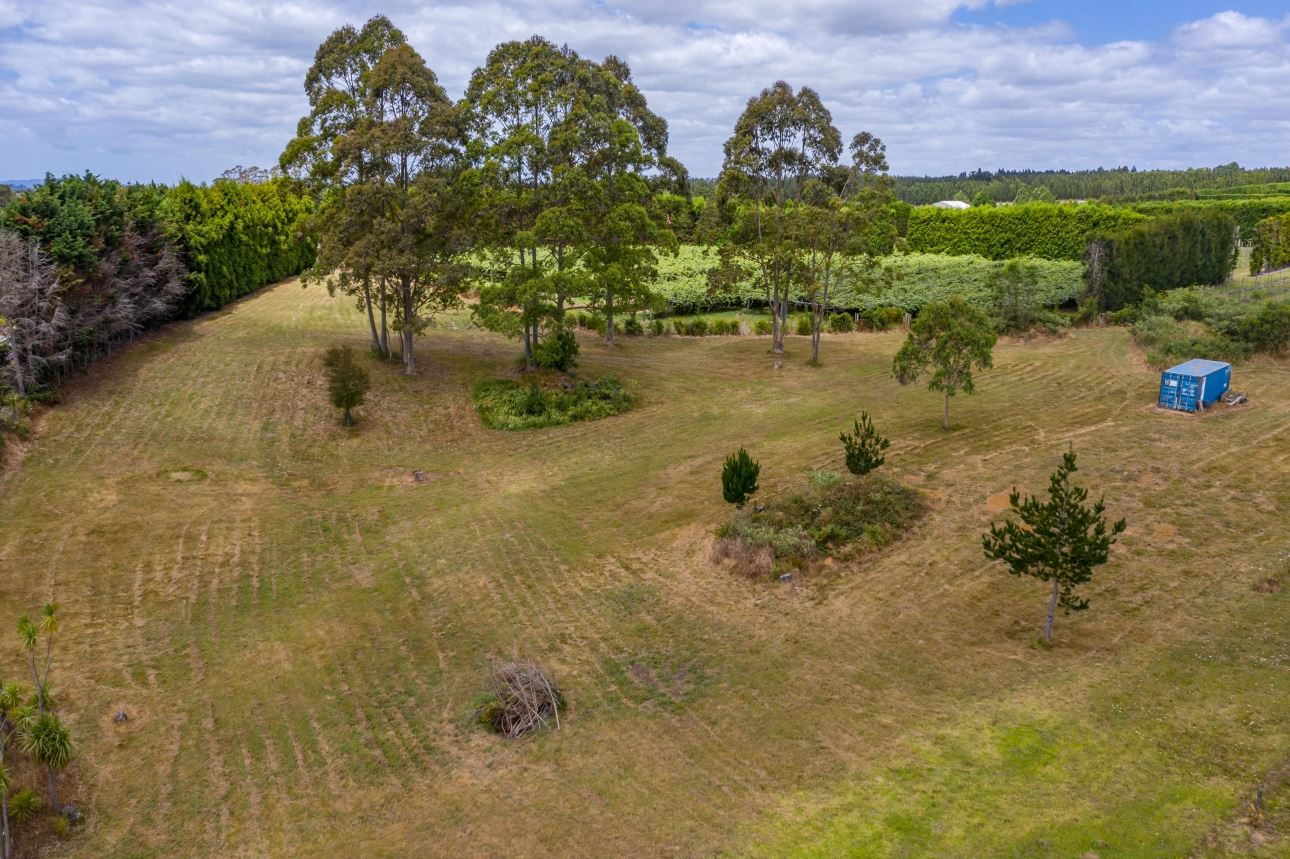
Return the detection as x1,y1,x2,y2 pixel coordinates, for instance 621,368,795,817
465,39,684,358
799,131,899,364
359,42,475,374
281,15,407,359
713,82,842,354
578,56,682,344
464,37,589,367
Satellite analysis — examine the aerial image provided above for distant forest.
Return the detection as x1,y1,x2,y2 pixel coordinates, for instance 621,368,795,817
691,164,1290,205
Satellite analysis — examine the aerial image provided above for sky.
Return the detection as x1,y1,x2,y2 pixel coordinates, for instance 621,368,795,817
1,1,1289,183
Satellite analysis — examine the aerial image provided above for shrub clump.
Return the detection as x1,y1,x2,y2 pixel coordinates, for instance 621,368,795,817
533,327,579,371
473,375,631,430
714,471,926,579
477,661,563,738
828,313,855,333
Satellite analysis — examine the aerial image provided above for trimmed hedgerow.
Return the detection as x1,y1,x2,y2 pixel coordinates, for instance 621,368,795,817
905,203,1144,261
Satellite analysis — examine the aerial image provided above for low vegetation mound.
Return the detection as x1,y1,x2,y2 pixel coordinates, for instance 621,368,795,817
715,471,926,579
472,375,631,430
1116,286,1290,368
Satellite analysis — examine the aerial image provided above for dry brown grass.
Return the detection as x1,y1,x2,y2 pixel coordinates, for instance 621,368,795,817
0,279,1285,857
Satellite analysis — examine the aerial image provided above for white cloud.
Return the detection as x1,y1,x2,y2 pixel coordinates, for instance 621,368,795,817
1,1,1289,182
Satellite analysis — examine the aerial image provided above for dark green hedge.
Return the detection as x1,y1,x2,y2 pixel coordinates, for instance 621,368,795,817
1129,198,1290,243
163,180,315,315
1086,209,1238,310
906,203,1144,261
1250,212,1290,274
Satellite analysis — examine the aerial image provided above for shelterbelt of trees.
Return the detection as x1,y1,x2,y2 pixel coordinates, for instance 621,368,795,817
0,173,313,397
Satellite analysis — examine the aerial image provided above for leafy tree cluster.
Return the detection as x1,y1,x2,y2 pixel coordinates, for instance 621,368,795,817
906,203,1145,261
283,21,685,372
0,173,314,396
1248,211,1290,274
1084,209,1238,311
706,82,900,363
893,163,1290,205
0,174,185,387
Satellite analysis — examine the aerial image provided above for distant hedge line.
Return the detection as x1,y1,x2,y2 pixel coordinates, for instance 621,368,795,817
1128,198,1290,243
905,203,1145,261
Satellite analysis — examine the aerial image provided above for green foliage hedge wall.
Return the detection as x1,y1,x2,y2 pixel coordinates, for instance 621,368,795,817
905,203,1144,261
1087,209,1238,310
1250,212,1290,274
163,179,315,315
1129,198,1290,243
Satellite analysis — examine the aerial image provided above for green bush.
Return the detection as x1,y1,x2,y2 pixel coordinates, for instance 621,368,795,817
1130,198,1290,243
649,318,666,336
473,376,632,430
163,178,315,315
685,319,709,336
721,447,761,508
1130,314,1251,369
840,412,889,476
709,318,740,335
8,788,41,822
621,314,643,335
860,306,905,330
754,318,772,335
1240,301,1290,354
533,328,579,371
794,315,812,336
827,313,854,333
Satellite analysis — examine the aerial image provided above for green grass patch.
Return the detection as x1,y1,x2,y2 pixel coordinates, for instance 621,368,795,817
472,376,632,430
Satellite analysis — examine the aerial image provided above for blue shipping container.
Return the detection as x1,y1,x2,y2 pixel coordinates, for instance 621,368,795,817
1158,359,1231,412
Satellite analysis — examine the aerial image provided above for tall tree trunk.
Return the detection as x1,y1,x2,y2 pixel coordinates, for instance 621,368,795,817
771,289,785,355
942,392,951,430
605,288,615,345
6,342,22,397
1043,577,1059,643
46,764,58,814
401,277,416,376
2,783,11,859
379,282,390,359
522,316,534,369
810,311,822,364
362,279,380,356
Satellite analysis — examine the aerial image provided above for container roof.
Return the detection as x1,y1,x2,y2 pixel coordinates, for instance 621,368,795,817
1165,359,1231,376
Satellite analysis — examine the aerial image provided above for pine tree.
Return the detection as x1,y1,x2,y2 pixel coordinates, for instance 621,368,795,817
322,346,370,426
721,448,760,508
982,450,1126,644
839,411,890,476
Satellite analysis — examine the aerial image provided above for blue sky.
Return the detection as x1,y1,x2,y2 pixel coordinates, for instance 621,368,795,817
957,0,1290,41
1,1,1288,182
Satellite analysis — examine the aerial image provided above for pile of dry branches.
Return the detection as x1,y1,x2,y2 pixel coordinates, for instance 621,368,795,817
483,661,562,738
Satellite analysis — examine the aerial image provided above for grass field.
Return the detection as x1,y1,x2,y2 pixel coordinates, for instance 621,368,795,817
0,279,1287,857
